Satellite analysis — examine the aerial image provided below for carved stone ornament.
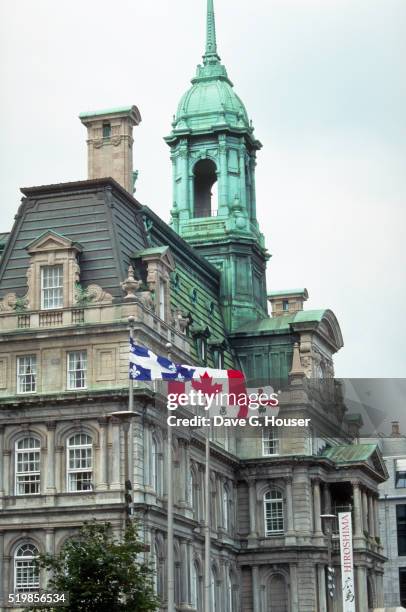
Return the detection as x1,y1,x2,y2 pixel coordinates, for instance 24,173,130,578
0,293,17,312
120,265,153,310
86,284,113,304
121,266,143,299
171,308,190,333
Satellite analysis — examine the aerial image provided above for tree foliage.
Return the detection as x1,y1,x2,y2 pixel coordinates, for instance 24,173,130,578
29,521,159,612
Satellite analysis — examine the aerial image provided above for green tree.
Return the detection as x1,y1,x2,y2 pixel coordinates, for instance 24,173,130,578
29,521,159,612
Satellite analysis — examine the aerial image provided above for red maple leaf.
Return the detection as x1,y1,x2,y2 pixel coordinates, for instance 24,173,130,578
192,372,223,401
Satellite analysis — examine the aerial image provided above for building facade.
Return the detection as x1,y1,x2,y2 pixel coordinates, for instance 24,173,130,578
373,424,406,608
0,1,389,611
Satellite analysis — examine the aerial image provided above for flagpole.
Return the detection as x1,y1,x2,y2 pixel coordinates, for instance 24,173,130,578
128,315,135,412
166,344,175,612
204,425,211,612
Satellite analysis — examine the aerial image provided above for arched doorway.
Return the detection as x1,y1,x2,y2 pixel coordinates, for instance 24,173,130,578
193,159,218,217
268,573,289,612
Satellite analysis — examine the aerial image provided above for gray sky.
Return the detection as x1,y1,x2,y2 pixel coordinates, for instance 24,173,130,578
0,0,405,377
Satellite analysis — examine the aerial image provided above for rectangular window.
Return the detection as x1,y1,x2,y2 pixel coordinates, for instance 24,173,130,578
197,337,207,364
17,355,37,394
264,491,284,535
400,568,406,607
213,349,224,369
67,434,93,492
15,438,41,495
67,351,87,390
396,459,406,488
158,281,166,320
41,265,63,310
282,299,289,312
397,505,406,555
102,122,111,138
262,428,279,456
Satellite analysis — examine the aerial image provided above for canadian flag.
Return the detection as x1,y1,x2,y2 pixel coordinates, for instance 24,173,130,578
129,340,278,419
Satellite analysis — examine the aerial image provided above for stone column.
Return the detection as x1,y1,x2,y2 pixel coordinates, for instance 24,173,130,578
45,421,56,494
218,136,229,216
3,554,10,603
249,156,258,222
239,144,247,207
55,445,63,492
110,417,121,490
97,417,108,490
248,481,257,539
323,483,332,514
352,481,362,537
361,489,368,536
355,566,367,611
374,497,380,542
180,142,189,215
0,531,4,604
286,476,295,536
317,564,327,612
3,450,10,497
179,538,189,606
45,529,55,587
252,565,260,612
289,564,299,612
312,478,323,535
0,426,4,508
368,494,375,538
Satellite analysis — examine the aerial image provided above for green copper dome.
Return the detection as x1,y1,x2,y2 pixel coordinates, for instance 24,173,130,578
168,0,253,139
173,65,250,134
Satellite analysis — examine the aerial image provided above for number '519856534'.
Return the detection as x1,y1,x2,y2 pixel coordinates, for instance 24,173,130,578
8,592,68,607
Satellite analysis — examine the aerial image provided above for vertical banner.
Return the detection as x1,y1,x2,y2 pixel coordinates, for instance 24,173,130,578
338,512,356,612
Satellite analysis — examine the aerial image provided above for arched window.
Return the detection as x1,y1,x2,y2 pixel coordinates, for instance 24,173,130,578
210,566,217,612
193,159,218,218
151,435,162,495
222,484,229,531
67,433,93,492
264,489,284,536
190,560,200,610
14,543,39,592
191,468,201,521
15,437,41,495
262,427,279,456
268,574,288,611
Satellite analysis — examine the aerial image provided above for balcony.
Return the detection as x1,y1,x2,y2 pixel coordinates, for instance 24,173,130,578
0,301,190,355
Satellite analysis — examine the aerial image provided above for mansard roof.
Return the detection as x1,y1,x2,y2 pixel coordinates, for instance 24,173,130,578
0,178,147,300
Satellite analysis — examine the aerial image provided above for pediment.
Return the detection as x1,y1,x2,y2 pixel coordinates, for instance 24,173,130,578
26,230,82,255
318,310,344,352
134,246,175,271
367,448,388,481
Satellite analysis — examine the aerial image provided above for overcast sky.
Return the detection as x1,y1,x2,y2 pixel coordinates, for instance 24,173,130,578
0,0,405,378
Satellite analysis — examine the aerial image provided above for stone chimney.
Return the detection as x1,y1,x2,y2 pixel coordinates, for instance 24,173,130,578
268,288,309,317
391,420,401,437
79,105,141,194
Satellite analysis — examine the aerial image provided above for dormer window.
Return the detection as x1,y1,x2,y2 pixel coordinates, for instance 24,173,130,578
41,265,64,309
158,280,166,320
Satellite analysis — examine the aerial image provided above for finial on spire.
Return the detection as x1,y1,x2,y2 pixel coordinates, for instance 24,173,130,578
204,0,220,63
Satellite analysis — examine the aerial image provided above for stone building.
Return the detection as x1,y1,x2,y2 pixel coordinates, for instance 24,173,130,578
0,1,388,611
372,423,406,607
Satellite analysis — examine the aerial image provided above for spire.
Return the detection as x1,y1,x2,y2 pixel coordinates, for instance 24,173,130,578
204,0,220,63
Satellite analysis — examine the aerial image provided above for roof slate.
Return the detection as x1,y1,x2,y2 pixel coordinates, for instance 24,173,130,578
0,179,147,299
322,444,378,462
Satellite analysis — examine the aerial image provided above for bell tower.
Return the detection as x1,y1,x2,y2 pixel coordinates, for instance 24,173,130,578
165,0,269,331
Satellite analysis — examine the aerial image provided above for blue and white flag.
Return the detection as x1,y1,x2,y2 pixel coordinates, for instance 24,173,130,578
129,338,196,381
